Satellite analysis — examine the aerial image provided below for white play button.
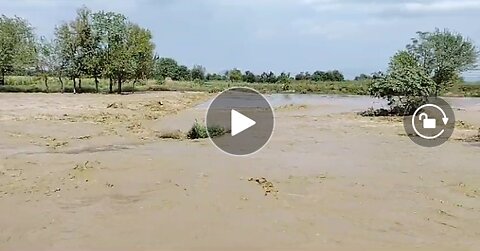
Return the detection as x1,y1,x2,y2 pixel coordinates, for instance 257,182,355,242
206,87,275,156
231,109,256,136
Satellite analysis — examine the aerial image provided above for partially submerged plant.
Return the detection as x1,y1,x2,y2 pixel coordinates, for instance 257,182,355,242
158,130,185,140
368,51,435,116
187,120,226,139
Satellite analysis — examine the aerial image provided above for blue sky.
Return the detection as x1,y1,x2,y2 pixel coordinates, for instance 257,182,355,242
1,0,480,80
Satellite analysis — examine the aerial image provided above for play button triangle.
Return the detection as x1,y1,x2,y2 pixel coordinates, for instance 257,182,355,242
231,109,256,136
206,87,275,156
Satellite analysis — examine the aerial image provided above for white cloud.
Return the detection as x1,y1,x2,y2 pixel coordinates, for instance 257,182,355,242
288,0,480,40
0,0,139,11
302,0,480,15
404,1,480,13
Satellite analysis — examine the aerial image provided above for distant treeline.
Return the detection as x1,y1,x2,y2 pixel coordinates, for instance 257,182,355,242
0,7,363,94
154,57,348,83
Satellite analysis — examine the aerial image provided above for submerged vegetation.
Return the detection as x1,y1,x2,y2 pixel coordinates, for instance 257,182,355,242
187,121,226,139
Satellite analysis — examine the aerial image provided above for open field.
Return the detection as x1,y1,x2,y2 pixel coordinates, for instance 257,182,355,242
2,76,480,97
0,92,479,250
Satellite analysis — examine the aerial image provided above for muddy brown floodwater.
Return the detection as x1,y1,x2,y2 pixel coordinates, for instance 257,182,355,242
0,92,479,251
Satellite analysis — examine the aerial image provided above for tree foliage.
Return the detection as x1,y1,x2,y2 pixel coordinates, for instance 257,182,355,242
295,72,312,81
258,71,277,83
369,51,435,115
369,29,479,115
154,57,191,81
0,15,36,84
277,72,292,84
53,8,155,93
128,24,155,85
155,57,178,80
36,37,62,91
242,70,256,83
295,70,344,82
407,29,479,95
311,70,344,82
228,68,242,82
206,73,223,81
191,65,206,81
354,74,373,81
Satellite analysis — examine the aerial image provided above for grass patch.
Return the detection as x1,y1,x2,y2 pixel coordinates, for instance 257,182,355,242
187,121,226,139
157,130,185,140
358,107,405,117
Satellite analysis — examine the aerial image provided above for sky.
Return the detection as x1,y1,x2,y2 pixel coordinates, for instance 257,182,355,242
1,0,480,80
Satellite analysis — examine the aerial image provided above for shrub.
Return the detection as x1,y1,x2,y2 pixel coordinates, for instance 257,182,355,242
187,121,226,139
369,51,435,115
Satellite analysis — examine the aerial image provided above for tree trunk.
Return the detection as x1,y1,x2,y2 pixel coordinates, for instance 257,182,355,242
44,75,49,93
0,70,5,85
73,77,77,94
95,76,99,93
109,77,113,93
58,75,64,93
117,78,122,94
78,78,82,93
132,79,137,93
434,82,439,97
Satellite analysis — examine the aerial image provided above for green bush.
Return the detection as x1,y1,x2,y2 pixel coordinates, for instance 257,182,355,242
187,121,226,139
369,51,435,115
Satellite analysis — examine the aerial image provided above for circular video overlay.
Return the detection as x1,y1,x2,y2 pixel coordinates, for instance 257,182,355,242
206,87,275,156
403,97,456,147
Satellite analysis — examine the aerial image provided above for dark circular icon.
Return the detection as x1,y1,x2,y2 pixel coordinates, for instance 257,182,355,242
206,87,275,156
403,97,456,147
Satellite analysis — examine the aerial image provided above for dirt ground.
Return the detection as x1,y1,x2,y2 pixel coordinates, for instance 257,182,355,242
0,92,479,251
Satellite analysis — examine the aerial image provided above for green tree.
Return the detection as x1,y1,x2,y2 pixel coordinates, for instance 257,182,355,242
55,23,77,91
369,51,435,115
310,70,344,81
108,17,130,94
258,71,276,83
36,37,62,92
311,71,327,81
354,74,372,81
228,68,242,82
0,15,36,85
191,65,206,81
295,72,306,81
91,11,112,91
327,70,344,81
206,73,223,81
91,10,130,93
243,70,256,83
177,65,191,81
127,24,155,91
89,12,107,93
304,72,312,81
277,72,292,83
55,7,95,93
155,57,179,80
407,29,479,95
74,7,96,92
